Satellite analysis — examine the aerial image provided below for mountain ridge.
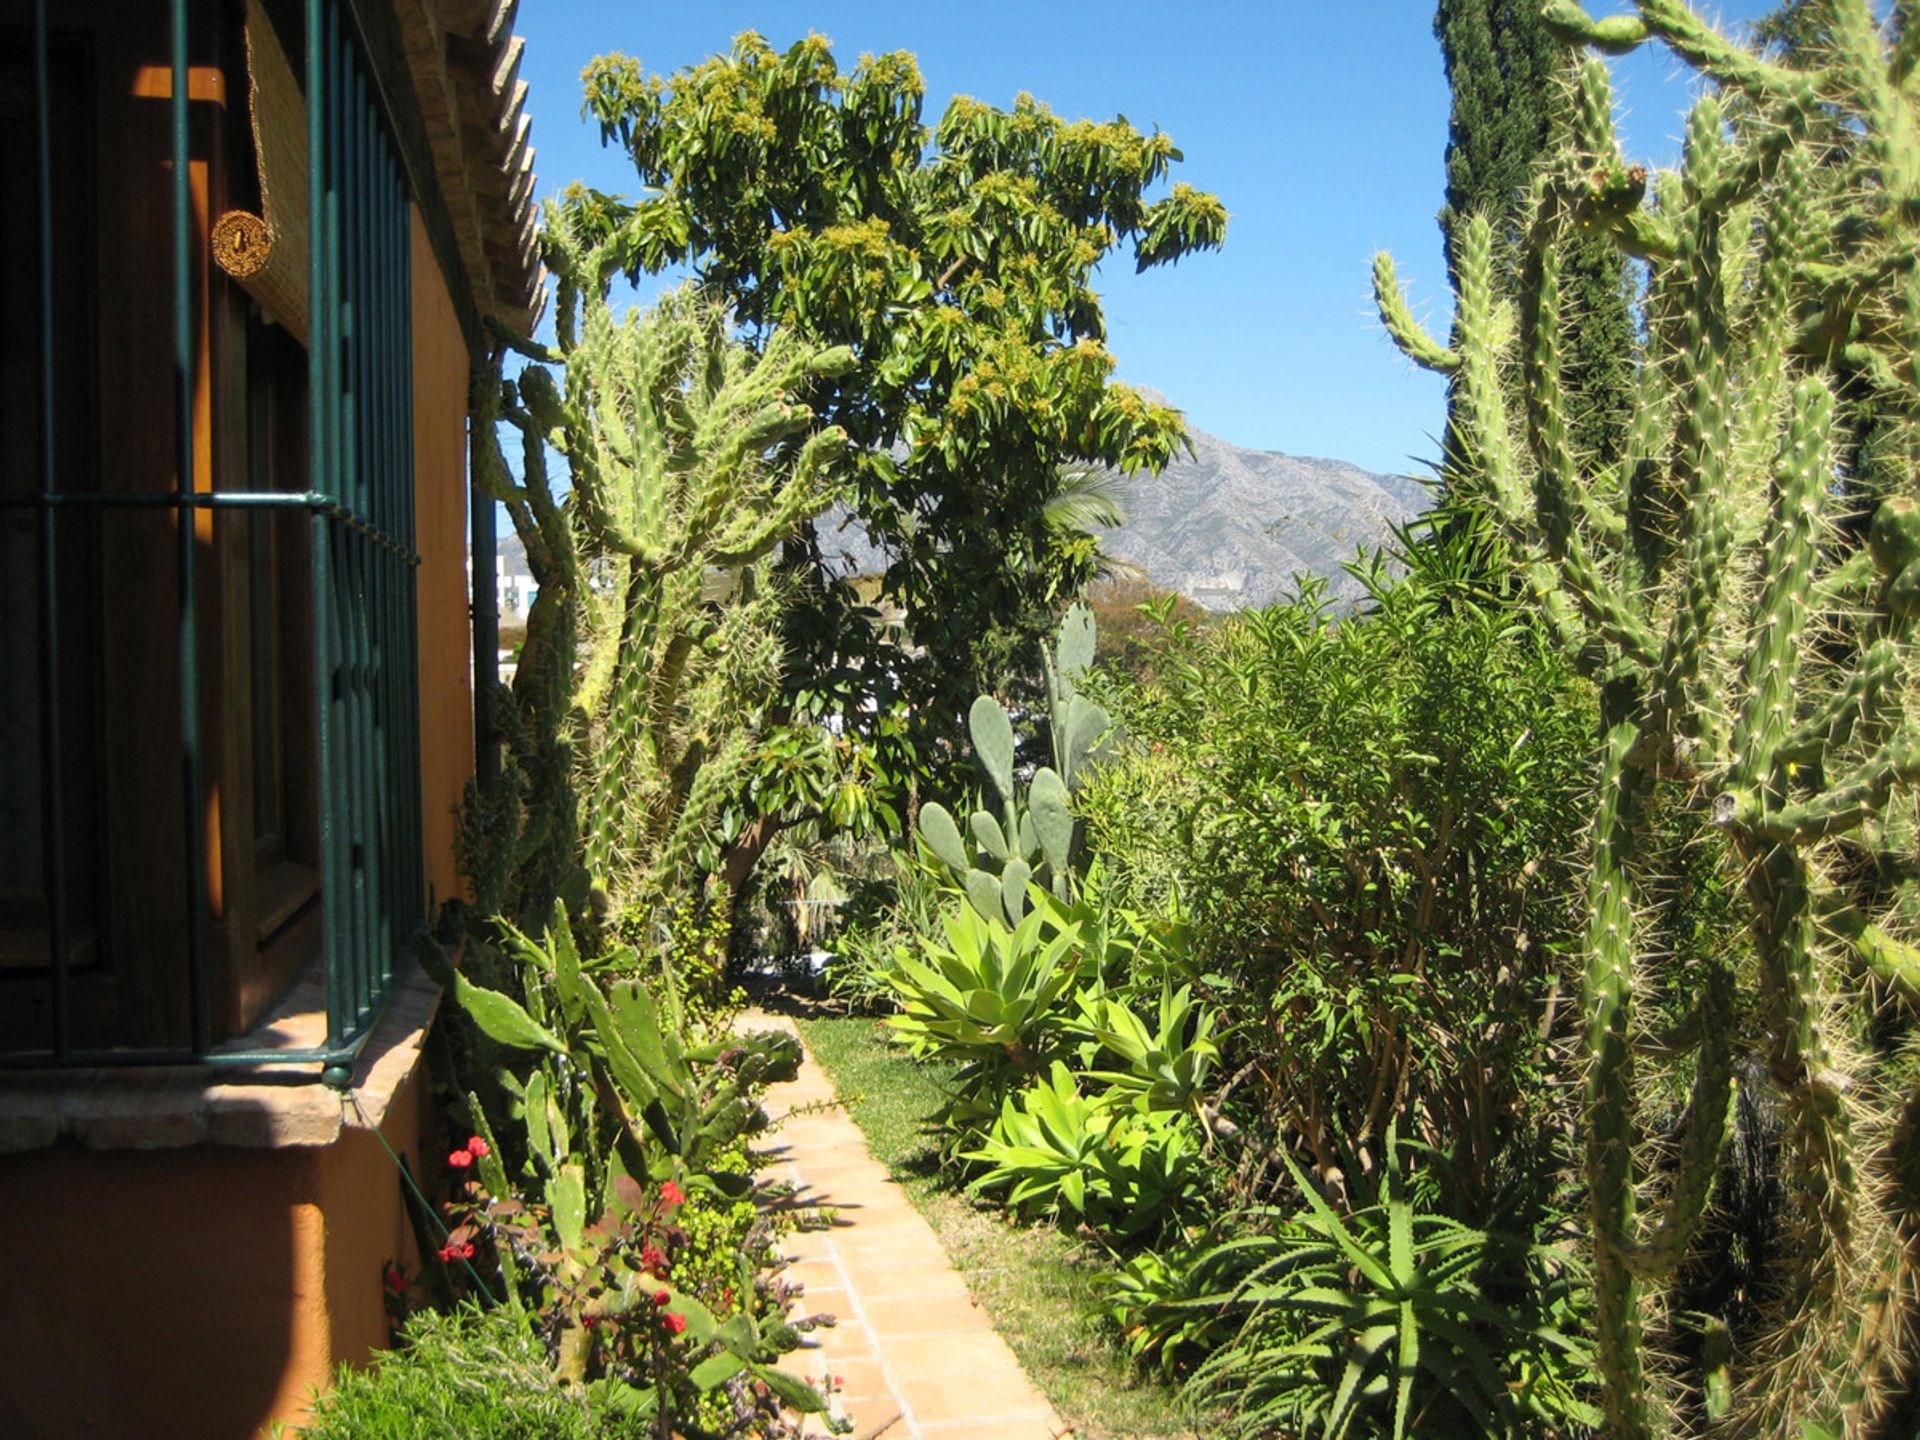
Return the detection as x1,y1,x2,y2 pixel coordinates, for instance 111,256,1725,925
493,416,1429,613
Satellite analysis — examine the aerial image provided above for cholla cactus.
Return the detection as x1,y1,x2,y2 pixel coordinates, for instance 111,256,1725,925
473,199,850,921
1376,3,1920,1435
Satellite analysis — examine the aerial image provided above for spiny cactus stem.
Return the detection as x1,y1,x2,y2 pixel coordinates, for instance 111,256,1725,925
1519,242,1661,668
1894,2,1920,87
1829,0,1919,212
497,392,568,573
1542,0,1650,56
1608,205,1681,261
1654,132,1739,738
1571,54,1620,159
1697,109,1813,218
1371,252,1459,374
1745,843,1859,1258
582,586,663,877
1728,379,1833,787
1453,217,1531,531
1585,721,1656,1440
1734,150,1812,466
1776,637,1901,766
1624,958,1734,1279
1721,731,1920,844
1635,0,1824,109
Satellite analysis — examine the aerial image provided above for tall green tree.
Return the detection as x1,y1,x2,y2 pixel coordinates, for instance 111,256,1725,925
565,34,1225,803
1436,0,1632,470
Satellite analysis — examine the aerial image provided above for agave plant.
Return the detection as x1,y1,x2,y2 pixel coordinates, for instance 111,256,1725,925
882,898,1085,1074
962,1061,1201,1239
1073,981,1219,1116
1186,1137,1597,1440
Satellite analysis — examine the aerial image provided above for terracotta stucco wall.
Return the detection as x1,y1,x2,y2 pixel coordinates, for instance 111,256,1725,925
411,204,475,913
0,1065,427,1440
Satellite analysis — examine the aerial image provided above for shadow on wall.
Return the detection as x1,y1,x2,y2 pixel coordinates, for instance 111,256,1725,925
1,1138,306,1439
0,1047,429,1440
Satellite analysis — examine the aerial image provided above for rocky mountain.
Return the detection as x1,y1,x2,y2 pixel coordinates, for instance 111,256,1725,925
495,414,1430,615
1095,424,1430,611
811,413,1431,612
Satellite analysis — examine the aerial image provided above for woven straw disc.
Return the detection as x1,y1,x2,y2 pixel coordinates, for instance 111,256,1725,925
212,211,272,278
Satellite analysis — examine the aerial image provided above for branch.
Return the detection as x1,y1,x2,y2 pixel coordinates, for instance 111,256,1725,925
485,315,562,364
1714,731,1920,843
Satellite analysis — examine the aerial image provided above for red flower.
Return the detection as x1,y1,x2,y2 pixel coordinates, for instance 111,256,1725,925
383,1265,407,1294
661,1311,688,1336
653,1289,671,1307
659,1180,686,1207
447,1148,473,1169
437,1239,475,1263
466,1135,490,1158
640,1245,669,1273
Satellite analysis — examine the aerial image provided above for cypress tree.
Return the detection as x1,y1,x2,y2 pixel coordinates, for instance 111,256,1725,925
1435,0,1632,470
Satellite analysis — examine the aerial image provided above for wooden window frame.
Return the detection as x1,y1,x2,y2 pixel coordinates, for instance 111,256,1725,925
0,0,325,1053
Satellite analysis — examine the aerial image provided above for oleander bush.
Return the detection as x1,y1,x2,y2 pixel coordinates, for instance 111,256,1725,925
1083,564,1597,1216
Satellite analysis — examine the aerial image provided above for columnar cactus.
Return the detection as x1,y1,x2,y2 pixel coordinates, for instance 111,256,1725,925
918,602,1114,921
472,197,849,921
1377,3,1920,1434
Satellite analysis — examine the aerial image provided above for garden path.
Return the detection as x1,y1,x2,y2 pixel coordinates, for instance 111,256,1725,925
748,1012,1068,1440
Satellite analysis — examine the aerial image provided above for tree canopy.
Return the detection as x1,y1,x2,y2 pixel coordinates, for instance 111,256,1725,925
559,33,1226,795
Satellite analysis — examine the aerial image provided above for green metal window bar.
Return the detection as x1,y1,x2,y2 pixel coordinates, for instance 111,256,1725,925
2,0,422,1086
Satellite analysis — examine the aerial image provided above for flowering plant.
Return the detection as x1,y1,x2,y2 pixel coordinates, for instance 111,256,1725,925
420,904,825,1435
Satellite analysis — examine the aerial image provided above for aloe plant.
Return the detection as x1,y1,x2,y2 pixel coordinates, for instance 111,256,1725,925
1186,1138,1598,1440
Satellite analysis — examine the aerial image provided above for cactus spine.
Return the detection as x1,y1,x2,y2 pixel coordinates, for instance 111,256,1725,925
1378,3,1920,1433
471,199,848,923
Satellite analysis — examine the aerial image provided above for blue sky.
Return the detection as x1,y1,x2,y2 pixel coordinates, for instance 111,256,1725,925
514,2,1780,479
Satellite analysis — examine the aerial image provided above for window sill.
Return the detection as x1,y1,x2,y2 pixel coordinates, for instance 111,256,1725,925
0,964,439,1154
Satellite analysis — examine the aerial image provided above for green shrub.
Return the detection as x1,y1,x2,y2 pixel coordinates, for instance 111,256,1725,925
290,1305,640,1440
1081,571,1597,1215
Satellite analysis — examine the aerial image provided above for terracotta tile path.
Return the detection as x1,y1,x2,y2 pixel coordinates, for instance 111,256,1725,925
749,1013,1069,1440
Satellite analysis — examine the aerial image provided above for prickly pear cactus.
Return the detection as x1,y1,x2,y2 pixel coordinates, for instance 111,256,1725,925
471,198,849,922
1377,4,1920,1435
919,602,1116,922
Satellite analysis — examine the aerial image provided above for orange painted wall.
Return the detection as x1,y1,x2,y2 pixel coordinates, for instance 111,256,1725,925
0,1068,427,1440
411,204,475,913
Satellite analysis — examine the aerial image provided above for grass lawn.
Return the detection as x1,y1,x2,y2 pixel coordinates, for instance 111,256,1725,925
792,1011,1196,1440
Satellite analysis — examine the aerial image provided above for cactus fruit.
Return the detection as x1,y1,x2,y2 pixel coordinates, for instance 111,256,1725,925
1377,3,1920,1434
918,602,1116,921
